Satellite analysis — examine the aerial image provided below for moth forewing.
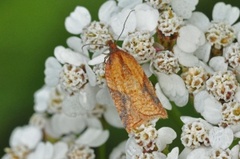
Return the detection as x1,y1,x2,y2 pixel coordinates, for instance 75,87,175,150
105,41,167,133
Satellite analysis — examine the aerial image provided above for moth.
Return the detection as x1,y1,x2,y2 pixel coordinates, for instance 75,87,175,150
105,40,168,133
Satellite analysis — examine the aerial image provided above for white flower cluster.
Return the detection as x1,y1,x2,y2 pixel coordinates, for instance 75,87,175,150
3,0,240,159
126,122,177,159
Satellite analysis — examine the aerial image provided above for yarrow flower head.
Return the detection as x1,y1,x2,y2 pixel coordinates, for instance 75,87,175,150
126,122,178,158
209,148,232,159
181,117,211,149
92,63,106,87
133,123,158,152
60,64,88,95
158,9,183,37
145,0,171,10
122,30,156,64
151,50,180,75
206,71,238,102
224,42,240,69
81,21,113,53
221,100,240,127
206,22,235,49
67,144,95,159
3,1,240,159
181,66,209,94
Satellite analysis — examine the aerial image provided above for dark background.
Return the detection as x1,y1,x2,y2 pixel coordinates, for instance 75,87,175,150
0,0,240,157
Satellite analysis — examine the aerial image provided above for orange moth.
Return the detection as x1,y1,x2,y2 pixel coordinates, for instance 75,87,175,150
105,40,168,133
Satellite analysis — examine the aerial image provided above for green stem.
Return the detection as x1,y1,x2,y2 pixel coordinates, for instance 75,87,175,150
168,104,183,129
98,117,108,159
98,143,106,159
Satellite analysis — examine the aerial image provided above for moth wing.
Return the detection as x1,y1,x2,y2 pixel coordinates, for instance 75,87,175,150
118,51,167,118
105,50,167,132
107,88,143,133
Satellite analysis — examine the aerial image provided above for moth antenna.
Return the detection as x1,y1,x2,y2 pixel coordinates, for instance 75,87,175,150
81,43,107,52
116,10,135,42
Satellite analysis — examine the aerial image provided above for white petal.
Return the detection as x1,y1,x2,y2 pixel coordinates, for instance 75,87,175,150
172,93,189,107
65,6,91,34
158,74,177,97
180,116,198,124
66,36,88,56
27,142,53,159
194,42,211,63
234,129,240,138
142,63,152,77
156,127,177,151
52,142,68,159
212,2,229,23
79,83,98,111
233,22,240,37
226,6,240,25
231,144,239,159
86,117,103,129
167,147,179,159
209,56,228,72
209,127,233,149
171,0,198,19
187,12,210,32
104,105,123,128
155,84,172,110
153,152,166,158
179,147,192,159
66,116,86,134
33,86,51,112
44,120,62,138
180,117,213,130
234,87,240,102
88,54,107,65
200,95,222,124
194,90,209,113
134,4,159,33
174,46,199,67
109,140,127,159
96,87,123,128
96,86,112,105
54,46,88,66
85,64,96,86
104,104,123,128
98,1,118,24
2,154,11,159
238,31,240,42
110,8,137,40
198,61,214,74
126,136,142,158
118,0,142,8
51,114,86,135
62,93,87,117
10,125,42,150
186,148,210,159
96,87,113,105
44,57,62,87
76,128,109,147
177,25,205,53
212,2,240,25
230,122,240,134
158,73,189,106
